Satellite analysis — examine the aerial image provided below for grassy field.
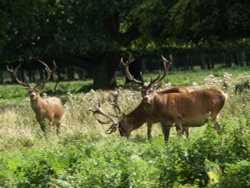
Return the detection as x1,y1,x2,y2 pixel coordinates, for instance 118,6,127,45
0,67,249,187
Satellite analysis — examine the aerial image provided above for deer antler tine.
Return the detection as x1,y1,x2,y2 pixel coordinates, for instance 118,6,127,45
52,60,57,70
150,55,172,87
121,54,144,85
35,60,54,90
91,96,118,126
6,65,13,72
108,91,122,117
6,63,30,88
105,124,118,134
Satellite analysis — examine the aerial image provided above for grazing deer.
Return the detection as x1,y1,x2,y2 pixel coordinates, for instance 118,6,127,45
127,55,227,141
92,88,190,141
7,60,64,134
93,55,227,141
92,55,190,140
121,54,190,139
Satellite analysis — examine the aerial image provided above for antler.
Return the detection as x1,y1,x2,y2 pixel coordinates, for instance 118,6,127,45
35,60,56,90
108,90,122,117
147,55,172,88
120,53,144,86
90,97,117,125
91,91,123,134
6,64,31,89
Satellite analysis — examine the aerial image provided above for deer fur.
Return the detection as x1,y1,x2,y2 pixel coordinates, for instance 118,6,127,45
29,89,64,134
115,87,190,140
142,88,227,141
7,60,64,134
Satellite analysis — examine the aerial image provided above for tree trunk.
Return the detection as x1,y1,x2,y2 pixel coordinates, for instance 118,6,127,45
67,66,75,80
200,54,206,69
0,68,3,84
93,52,120,90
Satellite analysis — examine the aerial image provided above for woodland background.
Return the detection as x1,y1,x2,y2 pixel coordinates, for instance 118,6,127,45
0,0,250,89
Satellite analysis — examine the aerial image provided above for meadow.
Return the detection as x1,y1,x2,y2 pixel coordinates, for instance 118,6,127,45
0,67,249,187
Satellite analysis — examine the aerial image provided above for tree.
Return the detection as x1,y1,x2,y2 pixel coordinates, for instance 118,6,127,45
1,0,250,88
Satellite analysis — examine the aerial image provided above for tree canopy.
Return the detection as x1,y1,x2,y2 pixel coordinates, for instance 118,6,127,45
1,0,250,88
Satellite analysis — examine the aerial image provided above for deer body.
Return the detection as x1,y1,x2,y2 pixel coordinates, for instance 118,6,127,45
143,88,227,141
7,60,64,134
93,55,227,141
93,55,193,141
30,94,64,133
93,86,190,140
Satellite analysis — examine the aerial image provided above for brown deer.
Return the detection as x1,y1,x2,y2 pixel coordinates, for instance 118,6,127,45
93,56,227,141
92,88,190,141
121,54,190,139
92,55,190,140
7,60,64,134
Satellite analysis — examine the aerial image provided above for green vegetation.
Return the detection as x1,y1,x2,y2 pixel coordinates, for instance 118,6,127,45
1,0,250,88
0,69,249,187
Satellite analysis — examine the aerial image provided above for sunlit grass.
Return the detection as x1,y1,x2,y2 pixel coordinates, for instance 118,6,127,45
0,67,249,187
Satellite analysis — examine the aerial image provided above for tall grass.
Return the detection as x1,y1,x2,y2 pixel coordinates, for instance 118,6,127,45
0,68,249,187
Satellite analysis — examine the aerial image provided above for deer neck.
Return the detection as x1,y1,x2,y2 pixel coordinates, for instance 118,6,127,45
126,102,149,130
30,95,44,113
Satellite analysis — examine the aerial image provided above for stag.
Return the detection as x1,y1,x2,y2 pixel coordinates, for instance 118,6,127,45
7,60,64,134
121,54,190,139
93,55,227,141
143,87,227,137
92,55,190,140
92,88,190,141
123,55,227,141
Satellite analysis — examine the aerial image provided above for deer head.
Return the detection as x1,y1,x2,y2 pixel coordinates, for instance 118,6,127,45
7,60,56,101
121,54,172,103
91,91,132,137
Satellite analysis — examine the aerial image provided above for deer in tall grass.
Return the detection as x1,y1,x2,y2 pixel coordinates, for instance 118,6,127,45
92,55,190,140
93,55,227,141
7,60,64,134
121,54,190,139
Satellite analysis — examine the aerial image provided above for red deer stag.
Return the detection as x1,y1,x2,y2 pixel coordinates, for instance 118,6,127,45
130,56,227,141
142,88,227,141
7,60,64,134
92,55,190,140
121,54,190,139
92,89,190,141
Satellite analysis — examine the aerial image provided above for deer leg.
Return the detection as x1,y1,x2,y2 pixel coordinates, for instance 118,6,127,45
147,122,153,140
184,127,189,139
213,120,222,134
174,119,184,136
55,121,61,135
161,122,171,142
39,122,46,132
37,117,46,133
175,125,188,138
211,113,222,134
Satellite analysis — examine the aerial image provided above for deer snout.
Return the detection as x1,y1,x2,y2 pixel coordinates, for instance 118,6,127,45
143,95,151,103
29,91,38,100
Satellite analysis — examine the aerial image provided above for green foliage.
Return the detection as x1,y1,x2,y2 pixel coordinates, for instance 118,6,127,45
1,0,250,63
0,70,249,187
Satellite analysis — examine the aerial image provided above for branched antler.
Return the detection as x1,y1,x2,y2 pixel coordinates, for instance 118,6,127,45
148,55,172,88
121,53,172,96
108,90,122,117
6,64,31,89
36,60,56,90
91,91,124,134
120,53,144,86
90,97,117,125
